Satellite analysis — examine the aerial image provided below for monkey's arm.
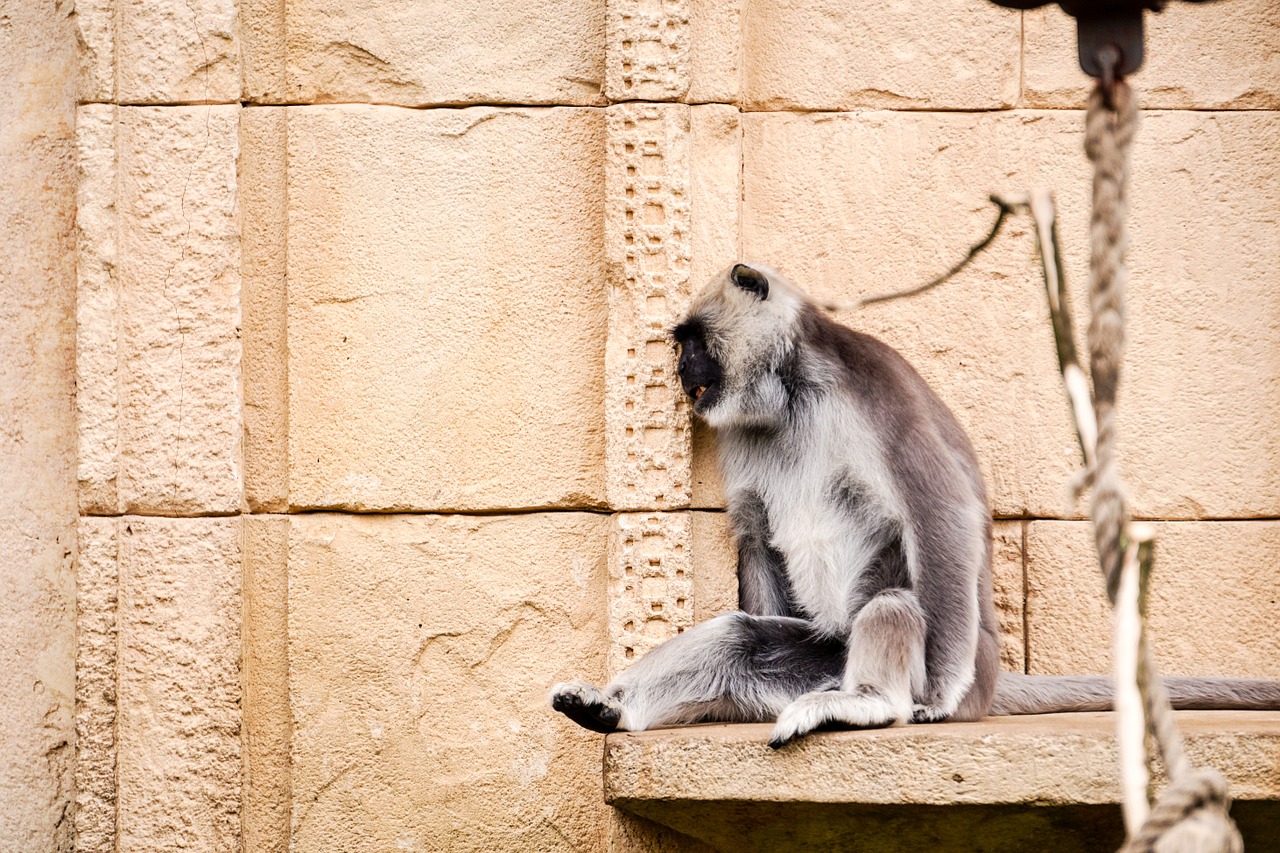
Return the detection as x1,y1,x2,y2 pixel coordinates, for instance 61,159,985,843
730,492,797,618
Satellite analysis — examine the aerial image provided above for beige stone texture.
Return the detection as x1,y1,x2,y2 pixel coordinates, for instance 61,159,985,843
1024,2,1280,110
992,521,1025,674
76,104,122,514
690,511,738,622
744,109,1280,519
240,107,290,512
75,519,119,853
243,516,292,853
688,1,742,105
1027,521,1280,679
0,5,78,848
76,0,241,104
114,517,243,852
609,513,696,677
240,0,287,102
611,810,717,853
287,106,607,512
77,105,244,515
257,0,605,106
742,0,1020,110
287,512,610,851
605,712,1280,850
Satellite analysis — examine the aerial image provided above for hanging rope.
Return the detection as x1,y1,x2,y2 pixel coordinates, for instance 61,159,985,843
1083,76,1243,853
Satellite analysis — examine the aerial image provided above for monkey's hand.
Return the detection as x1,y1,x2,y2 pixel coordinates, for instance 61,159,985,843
768,689,904,749
548,681,622,734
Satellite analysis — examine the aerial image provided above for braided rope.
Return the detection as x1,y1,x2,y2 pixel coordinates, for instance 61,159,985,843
1084,79,1241,853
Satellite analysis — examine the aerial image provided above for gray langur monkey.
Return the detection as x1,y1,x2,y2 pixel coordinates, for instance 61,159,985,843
550,263,1280,748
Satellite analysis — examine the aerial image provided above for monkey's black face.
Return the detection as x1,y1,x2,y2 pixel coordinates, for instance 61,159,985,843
672,319,723,414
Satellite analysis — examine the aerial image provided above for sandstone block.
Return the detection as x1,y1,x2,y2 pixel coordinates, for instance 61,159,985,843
742,0,1019,110
76,0,241,104
243,516,291,853
992,521,1025,674
239,107,289,512
255,0,605,106
690,511,738,623
606,0,689,102
286,106,606,511
688,1,743,105
115,517,243,853
1024,2,1280,109
75,519,119,853
1026,521,1280,678
287,512,610,851
743,110,1280,518
77,105,244,515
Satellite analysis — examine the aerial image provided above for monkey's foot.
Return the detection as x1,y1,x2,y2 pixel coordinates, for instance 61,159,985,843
911,703,953,724
768,689,904,749
549,681,622,734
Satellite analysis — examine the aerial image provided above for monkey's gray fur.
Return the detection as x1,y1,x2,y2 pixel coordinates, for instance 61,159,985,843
550,263,1280,748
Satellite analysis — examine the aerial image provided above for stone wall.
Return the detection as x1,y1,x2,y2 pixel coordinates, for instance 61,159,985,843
51,1,1280,851
0,1,78,849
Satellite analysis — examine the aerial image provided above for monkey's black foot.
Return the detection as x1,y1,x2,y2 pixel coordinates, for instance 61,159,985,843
549,681,622,734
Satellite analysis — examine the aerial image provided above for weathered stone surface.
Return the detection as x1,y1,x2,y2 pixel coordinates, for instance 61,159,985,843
0,9,78,848
1024,2,1280,109
1027,521,1280,679
992,521,1025,674
609,513,696,678
75,519,119,853
607,0,689,102
688,1,742,105
76,104,122,514
287,106,606,511
243,516,291,853
611,809,718,853
287,512,610,851
605,713,1280,851
743,110,1280,519
742,0,1020,110
76,0,241,104
239,107,289,512
688,105,741,316
276,0,605,106
78,105,244,515
240,0,287,102
115,517,242,853
690,511,738,623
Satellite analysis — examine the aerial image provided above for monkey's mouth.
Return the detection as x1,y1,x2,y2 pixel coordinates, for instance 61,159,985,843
685,380,720,411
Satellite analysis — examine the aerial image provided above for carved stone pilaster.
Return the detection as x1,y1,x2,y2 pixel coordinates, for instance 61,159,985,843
605,104,696,511
606,0,691,102
608,513,695,679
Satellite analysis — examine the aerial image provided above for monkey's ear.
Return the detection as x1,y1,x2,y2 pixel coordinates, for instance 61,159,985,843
731,264,769,300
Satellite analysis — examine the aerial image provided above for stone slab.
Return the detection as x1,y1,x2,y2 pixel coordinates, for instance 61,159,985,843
287,512,610,851
77,105,244,515
743,109,1280,519
75,519,119,853
1026,521,1280,679
114,517,242,853
742,0,1020,110
239,107,289,512
605,713,1280,851
271,0,606,106
286,105,606,511
1024,2,1280,110
77,0,241,104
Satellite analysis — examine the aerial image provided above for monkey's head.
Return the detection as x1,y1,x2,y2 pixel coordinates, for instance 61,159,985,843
672,263,809,430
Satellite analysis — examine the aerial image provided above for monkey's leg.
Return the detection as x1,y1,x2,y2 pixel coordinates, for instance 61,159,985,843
769,589,926,748
550,612,843,733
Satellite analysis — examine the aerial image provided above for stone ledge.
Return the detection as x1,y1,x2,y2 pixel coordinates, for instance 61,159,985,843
605,712,1280,852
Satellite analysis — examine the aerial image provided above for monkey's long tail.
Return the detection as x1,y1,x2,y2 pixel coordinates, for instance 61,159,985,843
989,672,1280,715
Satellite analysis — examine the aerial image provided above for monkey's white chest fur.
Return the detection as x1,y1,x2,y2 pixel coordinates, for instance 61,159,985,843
722,398,901,637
